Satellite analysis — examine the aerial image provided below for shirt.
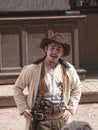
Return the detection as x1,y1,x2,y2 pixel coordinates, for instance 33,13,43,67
36,62,64,105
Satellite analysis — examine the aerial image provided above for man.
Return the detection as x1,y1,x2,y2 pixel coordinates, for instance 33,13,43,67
14,33,82,130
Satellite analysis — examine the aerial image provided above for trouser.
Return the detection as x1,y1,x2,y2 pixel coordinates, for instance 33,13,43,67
30,103,66,130
35,118,66,130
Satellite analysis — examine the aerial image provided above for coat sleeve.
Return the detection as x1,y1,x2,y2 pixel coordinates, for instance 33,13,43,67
13,65,33,115
66,63,82,114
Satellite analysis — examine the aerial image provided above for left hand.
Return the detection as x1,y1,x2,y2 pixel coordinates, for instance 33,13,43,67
62,109,72,121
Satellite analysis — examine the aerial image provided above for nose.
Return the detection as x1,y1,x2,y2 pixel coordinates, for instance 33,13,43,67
53,48,57,54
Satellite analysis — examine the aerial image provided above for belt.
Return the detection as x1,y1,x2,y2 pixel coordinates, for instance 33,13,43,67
32,110,64,121
45,111,64,120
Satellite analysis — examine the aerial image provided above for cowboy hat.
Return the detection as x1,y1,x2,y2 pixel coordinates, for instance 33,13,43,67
40,33,70,56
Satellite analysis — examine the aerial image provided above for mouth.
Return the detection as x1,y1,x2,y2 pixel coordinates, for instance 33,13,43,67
50,55,57,59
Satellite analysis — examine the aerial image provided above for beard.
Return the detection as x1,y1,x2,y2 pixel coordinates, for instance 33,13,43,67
46,54,59,67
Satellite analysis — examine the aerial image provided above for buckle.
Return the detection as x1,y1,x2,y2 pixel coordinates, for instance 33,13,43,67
33,112,44,120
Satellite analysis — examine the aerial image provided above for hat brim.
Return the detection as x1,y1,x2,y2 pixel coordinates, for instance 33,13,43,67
40,38,70,56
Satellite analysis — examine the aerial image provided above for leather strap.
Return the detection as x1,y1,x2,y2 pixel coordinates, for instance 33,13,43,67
60,64,66,98
40,62,66,98
45,111,64,120
40,62,45,97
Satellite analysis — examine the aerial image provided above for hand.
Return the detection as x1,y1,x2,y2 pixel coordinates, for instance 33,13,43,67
62,109,72,121
23,109,33,121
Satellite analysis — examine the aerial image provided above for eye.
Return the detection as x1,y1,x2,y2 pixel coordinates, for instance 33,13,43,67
51,46,55,49
57,47,63,52
57,48,61,51
49,45,55,50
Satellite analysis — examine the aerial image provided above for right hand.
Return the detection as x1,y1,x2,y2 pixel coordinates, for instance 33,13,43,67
23,109,33,121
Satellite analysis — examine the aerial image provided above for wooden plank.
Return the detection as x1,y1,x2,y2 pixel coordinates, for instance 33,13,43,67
87,81,98,91
82,82,90,92
80,92,98,103
0,15,87,21
90,81,98,89
82,81,92,92
82,81,97,92
0,85,14,96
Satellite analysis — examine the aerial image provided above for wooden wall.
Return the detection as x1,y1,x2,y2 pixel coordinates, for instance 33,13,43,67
0,16,83,74
0,16,87,84
79,14,98,69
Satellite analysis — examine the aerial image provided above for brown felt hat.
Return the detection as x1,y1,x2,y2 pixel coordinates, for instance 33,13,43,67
40,33,70,56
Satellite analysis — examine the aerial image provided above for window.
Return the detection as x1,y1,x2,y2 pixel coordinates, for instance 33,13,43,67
70,0,98,12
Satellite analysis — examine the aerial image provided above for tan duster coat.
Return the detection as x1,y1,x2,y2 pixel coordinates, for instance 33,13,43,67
13,61,82,130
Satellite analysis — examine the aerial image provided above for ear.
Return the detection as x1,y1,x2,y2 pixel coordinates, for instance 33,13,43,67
45,46,48,52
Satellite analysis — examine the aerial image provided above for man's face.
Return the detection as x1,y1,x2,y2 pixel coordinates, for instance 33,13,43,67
45,42,64,65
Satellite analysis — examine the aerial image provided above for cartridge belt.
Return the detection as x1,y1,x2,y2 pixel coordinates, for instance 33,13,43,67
32,111,64,121
31,103,65,121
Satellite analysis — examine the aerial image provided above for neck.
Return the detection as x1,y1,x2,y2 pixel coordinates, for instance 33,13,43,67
45,58,58,68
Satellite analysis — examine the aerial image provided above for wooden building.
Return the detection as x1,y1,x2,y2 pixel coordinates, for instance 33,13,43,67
0,0,98,84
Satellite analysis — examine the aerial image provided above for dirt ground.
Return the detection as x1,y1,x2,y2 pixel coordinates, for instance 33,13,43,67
0,103,98,130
